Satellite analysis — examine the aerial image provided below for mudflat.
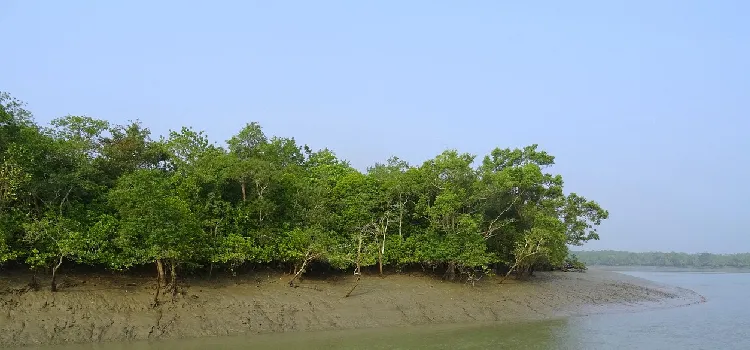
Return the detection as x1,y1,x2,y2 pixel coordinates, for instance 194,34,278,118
0,269,702,348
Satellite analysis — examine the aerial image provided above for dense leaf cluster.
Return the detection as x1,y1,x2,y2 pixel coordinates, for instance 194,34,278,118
0,92,609,289
573,250,750,269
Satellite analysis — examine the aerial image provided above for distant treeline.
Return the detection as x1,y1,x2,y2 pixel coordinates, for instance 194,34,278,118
1,91,609,296
572,250,750,268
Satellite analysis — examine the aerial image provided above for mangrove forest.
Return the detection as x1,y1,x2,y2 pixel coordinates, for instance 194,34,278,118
0,91,609,296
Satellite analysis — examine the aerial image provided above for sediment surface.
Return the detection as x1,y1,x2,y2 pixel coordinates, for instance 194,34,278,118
0,269,702,348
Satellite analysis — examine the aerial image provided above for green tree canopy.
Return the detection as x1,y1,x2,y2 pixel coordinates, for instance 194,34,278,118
0,91,612,291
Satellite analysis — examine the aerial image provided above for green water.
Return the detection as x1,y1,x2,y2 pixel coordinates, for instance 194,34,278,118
26,271,750,349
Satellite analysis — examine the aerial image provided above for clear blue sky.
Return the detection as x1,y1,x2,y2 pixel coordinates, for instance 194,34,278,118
2,1,748,253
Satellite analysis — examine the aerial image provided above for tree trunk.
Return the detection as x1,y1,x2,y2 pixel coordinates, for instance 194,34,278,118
379,231,386,276
289,252,316,287
500,265,516,284
378,217,389,277
170,260,178,297
156,259,166,286
378,250,383,276
500,239,544,284
241,181,247,202
51,255,64,292
398,211,403,238
346,232,364,297
29,270,39,291
153,261,161,307
520,266,529,279
445,262,456,281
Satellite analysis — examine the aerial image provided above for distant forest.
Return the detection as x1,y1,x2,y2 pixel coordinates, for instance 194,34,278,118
1,91,608,297
572,250,750,269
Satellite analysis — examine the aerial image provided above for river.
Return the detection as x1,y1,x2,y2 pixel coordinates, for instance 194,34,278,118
24,270,750,350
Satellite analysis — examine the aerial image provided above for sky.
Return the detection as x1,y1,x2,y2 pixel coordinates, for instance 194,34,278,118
2,1,748,253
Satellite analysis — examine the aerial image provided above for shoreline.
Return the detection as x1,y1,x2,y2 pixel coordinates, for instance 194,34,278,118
568,269,706,317
0,268,703,348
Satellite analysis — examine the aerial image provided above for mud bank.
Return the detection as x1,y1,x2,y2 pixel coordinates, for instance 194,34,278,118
0,269,702,348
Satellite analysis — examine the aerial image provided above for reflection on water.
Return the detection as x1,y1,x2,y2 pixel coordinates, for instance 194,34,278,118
26,271,750,350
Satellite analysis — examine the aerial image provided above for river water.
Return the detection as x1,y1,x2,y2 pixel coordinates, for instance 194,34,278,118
25,270,750,350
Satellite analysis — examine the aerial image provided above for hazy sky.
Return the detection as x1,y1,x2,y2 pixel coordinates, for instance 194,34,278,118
2,1,748,253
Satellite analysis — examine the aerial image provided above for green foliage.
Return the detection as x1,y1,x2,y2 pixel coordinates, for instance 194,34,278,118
23,212,85,268
108,169,204,268
0,91,613,286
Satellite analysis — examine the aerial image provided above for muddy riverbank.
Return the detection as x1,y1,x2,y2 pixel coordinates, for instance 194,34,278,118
0,268,702,348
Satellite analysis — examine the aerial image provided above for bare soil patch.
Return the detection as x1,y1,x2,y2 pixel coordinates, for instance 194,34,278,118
0,268,702,348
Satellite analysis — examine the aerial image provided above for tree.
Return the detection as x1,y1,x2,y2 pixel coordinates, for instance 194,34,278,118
407,154,491,280
109,169,203,303
227,122,267,202
0,91,34,150
23,212,88,291
334,170,379,284
18,115,115,291
367,157,416,274
164,127,253,274
562,193,609,246
285,148,354,286
284,227,332,287
474,144,609,277
96,121,166,185
0,92,37,267
368,157,413,238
